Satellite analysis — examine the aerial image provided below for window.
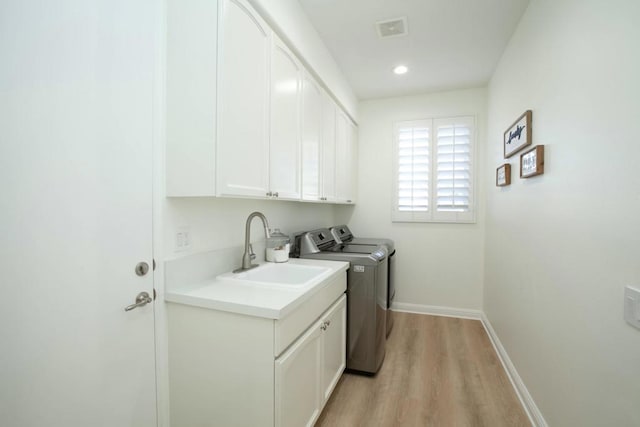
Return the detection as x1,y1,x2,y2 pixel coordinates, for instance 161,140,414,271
392,116,475,223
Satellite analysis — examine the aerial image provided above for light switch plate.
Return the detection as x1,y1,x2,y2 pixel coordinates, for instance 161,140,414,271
624,286,640,329
175,226,191,252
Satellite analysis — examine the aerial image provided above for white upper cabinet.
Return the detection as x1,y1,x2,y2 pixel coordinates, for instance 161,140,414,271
302,77,349,205
348,120,359,204
321,92,337,202
301,71,323,201
165,0,358,204
335,109,353,203
217,0,271,198
270,36,302,200
166,0,218,197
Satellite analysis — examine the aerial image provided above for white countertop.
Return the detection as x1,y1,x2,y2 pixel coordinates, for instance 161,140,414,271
164,258,349,319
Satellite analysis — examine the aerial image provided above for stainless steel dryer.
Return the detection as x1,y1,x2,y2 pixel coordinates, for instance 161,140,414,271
331,225,396,336
294,229,388,375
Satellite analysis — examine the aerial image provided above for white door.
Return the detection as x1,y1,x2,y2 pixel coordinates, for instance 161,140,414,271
217,0,271,198
270,35,302,200
0,1,157,426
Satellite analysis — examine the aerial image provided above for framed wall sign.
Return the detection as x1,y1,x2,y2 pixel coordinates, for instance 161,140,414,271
496,164,511,186
504,110,532,158
520,145,544,178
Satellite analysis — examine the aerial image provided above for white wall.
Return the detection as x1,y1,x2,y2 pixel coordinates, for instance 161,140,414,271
163,198,335,259
484,0,640,425
337,88,487,310
249,0,358,120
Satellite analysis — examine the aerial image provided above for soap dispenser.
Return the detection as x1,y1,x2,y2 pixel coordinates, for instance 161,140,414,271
265,228,290,263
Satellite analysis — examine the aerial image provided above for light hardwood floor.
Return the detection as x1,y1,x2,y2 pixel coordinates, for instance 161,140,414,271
315,312,530,427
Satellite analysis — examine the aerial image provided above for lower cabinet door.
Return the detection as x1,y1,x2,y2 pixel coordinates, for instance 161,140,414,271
321,295,347,403
275,320,322,427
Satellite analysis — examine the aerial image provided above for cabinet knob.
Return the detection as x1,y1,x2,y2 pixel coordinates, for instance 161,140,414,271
274,192,279,198
266,191,272,197
320,320,331,331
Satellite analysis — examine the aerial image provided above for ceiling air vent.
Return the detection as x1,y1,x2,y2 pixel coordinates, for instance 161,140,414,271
376,17,408,39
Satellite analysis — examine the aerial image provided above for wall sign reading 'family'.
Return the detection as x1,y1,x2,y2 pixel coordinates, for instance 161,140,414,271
504,110,532,158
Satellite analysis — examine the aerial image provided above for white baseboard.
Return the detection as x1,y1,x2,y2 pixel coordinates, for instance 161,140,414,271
391,302,546,427
392,302,482,320
480,313,548,427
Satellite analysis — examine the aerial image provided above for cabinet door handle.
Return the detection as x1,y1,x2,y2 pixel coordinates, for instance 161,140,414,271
266,191,272,197
274,192,279,198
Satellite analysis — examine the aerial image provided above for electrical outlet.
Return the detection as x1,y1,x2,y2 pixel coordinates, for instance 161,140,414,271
175,227,191,252
624,286,640,330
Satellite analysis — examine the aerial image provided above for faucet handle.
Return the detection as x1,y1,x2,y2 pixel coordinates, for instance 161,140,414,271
249,243,256,260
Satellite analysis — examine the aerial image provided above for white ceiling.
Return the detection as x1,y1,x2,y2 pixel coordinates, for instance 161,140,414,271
298,0,530,100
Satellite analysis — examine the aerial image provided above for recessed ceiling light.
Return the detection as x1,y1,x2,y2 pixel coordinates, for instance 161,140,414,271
393,65,408,75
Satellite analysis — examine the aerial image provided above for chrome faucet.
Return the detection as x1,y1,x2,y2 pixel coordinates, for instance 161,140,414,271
234,211,271,273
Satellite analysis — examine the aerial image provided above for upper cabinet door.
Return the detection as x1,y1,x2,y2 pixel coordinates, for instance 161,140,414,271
217,0,271,198
321,93,337,202
348,120,358,204
270,36,302,200
301,71,323,201
334,109,351,203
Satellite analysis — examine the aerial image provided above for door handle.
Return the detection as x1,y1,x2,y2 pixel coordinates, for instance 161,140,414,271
125,291,153,312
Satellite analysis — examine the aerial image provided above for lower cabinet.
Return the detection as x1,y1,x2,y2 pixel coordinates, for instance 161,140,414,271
167,274,346,427
275,296,346,427
321,295,347,401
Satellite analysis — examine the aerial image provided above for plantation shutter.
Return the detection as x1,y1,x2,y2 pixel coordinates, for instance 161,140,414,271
434,117,474,222
393,121,430,221
392,117,474,223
